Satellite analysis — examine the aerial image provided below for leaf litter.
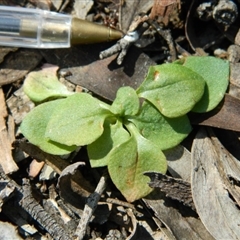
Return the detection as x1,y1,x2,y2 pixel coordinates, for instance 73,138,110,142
1,0,240,239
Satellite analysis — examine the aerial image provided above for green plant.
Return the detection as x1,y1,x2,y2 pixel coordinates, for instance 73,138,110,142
20,56,229,202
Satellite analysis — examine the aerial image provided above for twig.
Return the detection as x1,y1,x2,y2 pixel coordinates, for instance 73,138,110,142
20,178,72,240
99,15,149,65
74,171,109,240
147,19,177,61
0,166,72,239
106,197,135,210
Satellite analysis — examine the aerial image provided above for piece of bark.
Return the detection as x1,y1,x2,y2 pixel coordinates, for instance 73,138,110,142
0,88,7,118
143,191,214,240
227,45,240,63
191,127,240,239
0,118,19,174
230,62,240,86
208,128,240,206
7,115,15,145
0,180,15,211
0,49,42,86
229,83,240,99
20,178,72,240
0,89,18,174
145,172,195,211
41,45,155,101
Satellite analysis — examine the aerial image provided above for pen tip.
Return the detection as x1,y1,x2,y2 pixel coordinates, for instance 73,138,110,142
109,28,123,41
71,18,124,44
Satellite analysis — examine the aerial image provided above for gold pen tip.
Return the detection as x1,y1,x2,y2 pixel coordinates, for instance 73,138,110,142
71,18,123,44
109,28,124,41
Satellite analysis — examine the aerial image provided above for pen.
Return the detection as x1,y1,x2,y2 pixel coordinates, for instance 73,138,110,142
0,5,123,48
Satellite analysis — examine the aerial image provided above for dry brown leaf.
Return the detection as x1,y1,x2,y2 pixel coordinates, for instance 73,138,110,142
191,127,240,239
57,162,94,209
189,94,240,132
0,49,42,86
41,45,155,101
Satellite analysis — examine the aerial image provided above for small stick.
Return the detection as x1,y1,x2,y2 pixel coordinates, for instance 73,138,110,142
106,197,136,210
148,19,177,61
20,178,72,240
74,171,109,240
99,15,149,65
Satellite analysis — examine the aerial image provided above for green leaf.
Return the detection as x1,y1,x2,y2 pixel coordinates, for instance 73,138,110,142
23,68,73,102
129,101,192,150
20,99,77,155
110,86,139,116
183,56,229,112
108,123,167,202
88,120,130,167
137,63,205,118
45,93,112,146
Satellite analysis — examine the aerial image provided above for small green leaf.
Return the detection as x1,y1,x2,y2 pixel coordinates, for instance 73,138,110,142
88,120,130,167
108,123,167,202
129,101,192,150
183,56,229,112
45,93,112,146
137,63,205,118
20,99,77,155
110,86,139,116
23,68,73,102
